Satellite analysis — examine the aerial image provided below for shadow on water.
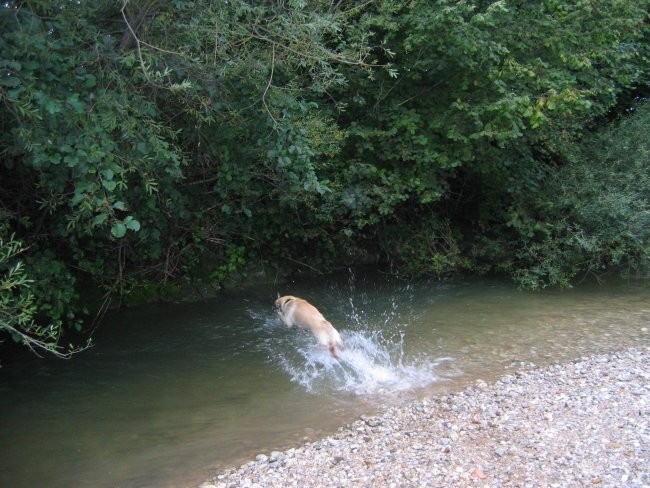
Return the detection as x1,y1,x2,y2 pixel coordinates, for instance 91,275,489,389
0,270,648,487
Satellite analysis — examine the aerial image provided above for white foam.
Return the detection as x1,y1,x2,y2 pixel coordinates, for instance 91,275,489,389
249,288,454,396
278,329,451,395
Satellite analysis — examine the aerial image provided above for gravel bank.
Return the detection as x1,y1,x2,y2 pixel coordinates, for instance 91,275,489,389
201,348,650,487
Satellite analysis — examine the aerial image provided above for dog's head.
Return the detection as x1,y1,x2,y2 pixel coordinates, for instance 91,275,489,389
274,295,296,310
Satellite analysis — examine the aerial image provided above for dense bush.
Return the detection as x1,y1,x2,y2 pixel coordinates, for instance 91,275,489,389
476,101,650,289
1,0,649,355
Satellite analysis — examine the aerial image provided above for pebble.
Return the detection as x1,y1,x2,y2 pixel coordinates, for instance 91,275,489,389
202,348,650,487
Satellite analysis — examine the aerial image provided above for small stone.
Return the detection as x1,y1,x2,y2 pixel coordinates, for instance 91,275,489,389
472,466,488,479
495,447,508,457
332,455,345,465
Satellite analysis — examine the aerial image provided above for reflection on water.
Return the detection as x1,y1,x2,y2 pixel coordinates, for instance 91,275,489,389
0,272,648,487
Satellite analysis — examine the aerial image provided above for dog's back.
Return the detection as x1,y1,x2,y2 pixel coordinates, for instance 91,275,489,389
276,295,343,357
290,298,325,326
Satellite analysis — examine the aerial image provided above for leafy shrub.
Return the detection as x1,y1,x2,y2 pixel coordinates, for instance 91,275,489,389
476,101,650,288
0,229,86,357
380,215,470,279
1,0,649,356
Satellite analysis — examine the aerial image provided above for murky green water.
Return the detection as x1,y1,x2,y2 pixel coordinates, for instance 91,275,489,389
1,271,648,487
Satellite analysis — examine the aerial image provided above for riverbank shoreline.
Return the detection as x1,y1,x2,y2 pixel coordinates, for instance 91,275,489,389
200,347,649,487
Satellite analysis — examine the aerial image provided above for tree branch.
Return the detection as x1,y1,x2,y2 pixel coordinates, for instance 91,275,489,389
263,44,278,126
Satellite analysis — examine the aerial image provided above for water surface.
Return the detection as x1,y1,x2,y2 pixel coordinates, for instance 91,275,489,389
0,272,648,487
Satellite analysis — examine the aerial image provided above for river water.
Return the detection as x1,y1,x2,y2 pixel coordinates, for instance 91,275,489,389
0,271,648,487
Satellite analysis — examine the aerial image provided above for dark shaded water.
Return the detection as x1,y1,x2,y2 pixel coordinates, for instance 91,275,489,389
1,272,648,487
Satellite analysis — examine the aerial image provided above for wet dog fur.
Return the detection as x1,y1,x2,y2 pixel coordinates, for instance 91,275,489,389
275,295,343,358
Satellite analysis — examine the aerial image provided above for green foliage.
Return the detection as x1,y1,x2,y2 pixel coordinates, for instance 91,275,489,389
338,0,649,171
210,244,248,284
553,102,650,279
324,0,649,283
1,0,650,355
474,101,650,288
0,232,39,344
381,215,470,279
0,0,374,355
0,229,86,357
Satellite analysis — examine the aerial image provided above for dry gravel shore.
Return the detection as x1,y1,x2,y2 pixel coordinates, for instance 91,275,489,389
201,347,650,487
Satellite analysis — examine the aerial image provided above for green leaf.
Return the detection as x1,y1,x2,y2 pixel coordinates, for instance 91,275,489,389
111,222,127,238
1,60,21,70
67,95,86,113
102,179,117,191
7,87,23,99
92,213,108,227
0,76,20,88
124,216,141,231
83,74,96,88
45,99,62,115
121,53,136,67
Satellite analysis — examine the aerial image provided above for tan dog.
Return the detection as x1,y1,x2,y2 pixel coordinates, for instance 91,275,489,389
275,295,343,358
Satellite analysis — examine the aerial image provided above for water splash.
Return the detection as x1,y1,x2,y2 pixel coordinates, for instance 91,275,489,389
250,271,453,395
277,329,451,395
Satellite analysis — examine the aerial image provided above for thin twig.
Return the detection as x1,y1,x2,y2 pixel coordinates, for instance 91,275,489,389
2,323,90,359
252,26,380,68
283,254,323,274
120,0,187,57
263,44,278,126
120,1,148,76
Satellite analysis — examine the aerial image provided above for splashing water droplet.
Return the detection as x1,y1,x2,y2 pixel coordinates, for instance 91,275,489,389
249,277,454,396
278,330,452,395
